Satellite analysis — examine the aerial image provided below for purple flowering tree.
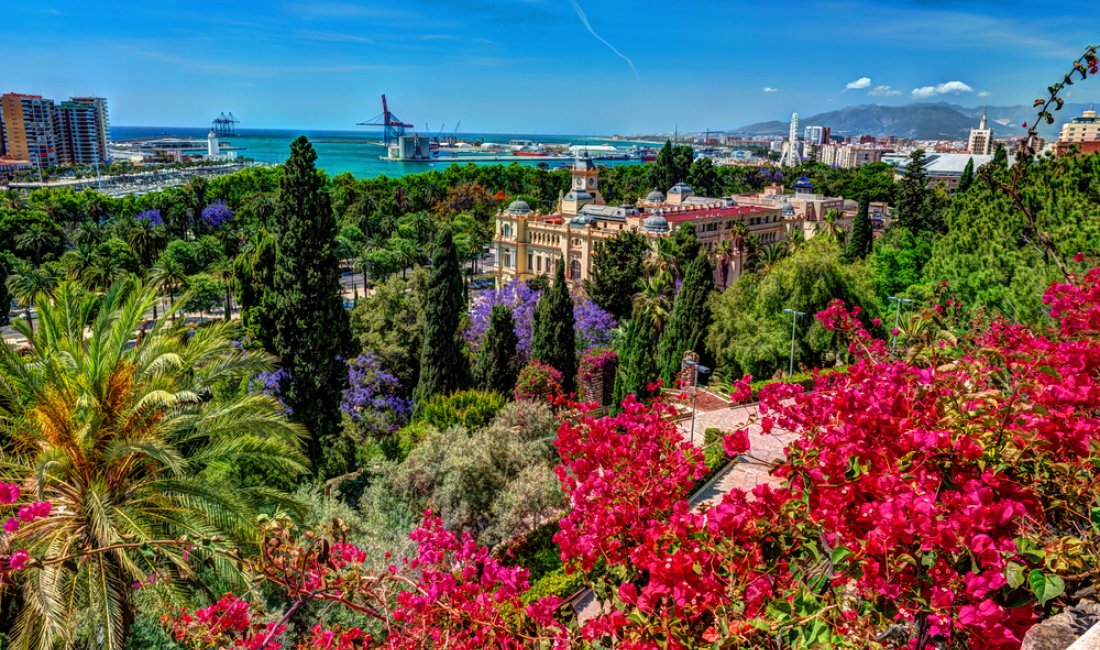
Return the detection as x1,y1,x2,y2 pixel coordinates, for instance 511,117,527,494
465,279,541,356
340,353,413,441
200,200,234,229
249,368,292,415
135,208,164,226
466,279,617,359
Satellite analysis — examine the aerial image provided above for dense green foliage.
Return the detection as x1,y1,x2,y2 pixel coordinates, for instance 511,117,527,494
613,308,662,404
271,136,354,479
474,305,521,394
925,152,1100,323
349,268,427,394
414,228,470,404
530,261,576,393
586,231,649,321
414,389,507,431
709,237,879,378
650,141,695,192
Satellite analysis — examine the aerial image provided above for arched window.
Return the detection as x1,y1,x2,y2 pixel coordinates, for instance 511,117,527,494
569,258,582,280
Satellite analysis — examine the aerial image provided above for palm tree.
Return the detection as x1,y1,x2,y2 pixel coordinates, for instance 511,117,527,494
0,280,307,650
60,245,97,283
816,209,845,243
15,224,60,265
148,256,188,316
6,263,57,334
632,270,674,332
209,259,237,322
757,243,788,275
126,220,166,268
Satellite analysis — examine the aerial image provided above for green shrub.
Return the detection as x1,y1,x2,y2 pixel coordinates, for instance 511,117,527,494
415,389,506,430
395,421,435,459
496,520,562,581
522,567,586,603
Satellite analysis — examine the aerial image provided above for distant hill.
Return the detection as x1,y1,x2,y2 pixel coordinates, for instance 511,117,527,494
733,102,1093,140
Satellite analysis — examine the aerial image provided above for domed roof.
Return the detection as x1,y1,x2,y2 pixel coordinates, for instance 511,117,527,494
793,176,814,188
564,189,593,201
506,199,531,215
645,189,665,202
570,213,596,227
669,182,693,194
643,213,670,234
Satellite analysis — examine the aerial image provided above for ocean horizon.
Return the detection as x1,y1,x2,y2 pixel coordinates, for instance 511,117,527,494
110,126,654,179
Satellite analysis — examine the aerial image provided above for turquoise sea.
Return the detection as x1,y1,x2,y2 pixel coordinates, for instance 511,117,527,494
110,126,652,179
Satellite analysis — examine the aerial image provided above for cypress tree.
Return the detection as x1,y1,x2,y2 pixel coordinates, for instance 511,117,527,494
613,310,661,406
991,142,1008,169
414,228,470,404
271,136,354,479
843,194,873,262
530,260,576,393
957,157,975,193
474,305,520,394
657,252,716,385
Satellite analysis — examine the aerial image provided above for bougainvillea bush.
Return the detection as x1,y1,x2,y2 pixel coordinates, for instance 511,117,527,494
6,268,1100,648
514,360,563,402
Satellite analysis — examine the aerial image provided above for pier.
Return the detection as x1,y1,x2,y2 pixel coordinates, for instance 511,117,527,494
382,153,570,163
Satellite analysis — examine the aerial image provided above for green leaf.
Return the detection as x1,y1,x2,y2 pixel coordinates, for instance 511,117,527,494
1028,570,1065,605
1005,562,1026,590
830,546,853,565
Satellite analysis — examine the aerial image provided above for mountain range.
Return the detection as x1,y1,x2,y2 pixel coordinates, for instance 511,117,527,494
732,102,1095,140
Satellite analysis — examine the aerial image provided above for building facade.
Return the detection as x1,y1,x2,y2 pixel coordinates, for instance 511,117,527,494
493,156,785,289
817,143,886,168
1,93,60,169
1055,109,1100,156
55,101,103,165
69,96,110,161
967,113,994,155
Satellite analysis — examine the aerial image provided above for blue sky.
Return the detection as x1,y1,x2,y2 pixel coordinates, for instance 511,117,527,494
2,0,1097,133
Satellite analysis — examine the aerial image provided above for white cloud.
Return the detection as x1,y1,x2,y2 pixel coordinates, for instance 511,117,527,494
911,80,974,98
868,85,901,97
762,87,779,93
845,76,872,90
977,90,991,97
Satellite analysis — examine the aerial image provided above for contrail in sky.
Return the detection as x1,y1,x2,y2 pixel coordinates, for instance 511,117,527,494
569,0,641,85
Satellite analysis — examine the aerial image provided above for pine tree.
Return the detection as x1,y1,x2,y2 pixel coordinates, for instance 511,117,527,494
414,228,471,404
475,305,520,394
958,157,975,193
894,149,942,233
843,193,873,262
651,140,677,192
530,259,576,393
613,309,662,406
992,142,1008,169
657,252,716,385
271,136,354,479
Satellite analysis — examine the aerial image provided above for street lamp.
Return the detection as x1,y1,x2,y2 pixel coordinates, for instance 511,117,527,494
682,360,712,446
783,309,805,376
888,296,914,350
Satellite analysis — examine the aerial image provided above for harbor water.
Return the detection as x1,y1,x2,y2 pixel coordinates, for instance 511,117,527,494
110,127,654,179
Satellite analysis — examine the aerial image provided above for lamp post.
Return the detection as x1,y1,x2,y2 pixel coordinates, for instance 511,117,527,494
682,360,711,446
783,309,805,376
888,296,914,350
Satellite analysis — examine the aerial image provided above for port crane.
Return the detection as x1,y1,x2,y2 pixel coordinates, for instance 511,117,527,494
357,95,415,146
211,112,240,137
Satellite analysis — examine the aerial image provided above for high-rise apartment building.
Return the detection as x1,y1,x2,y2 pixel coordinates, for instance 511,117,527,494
967,112,994,155
55,101,103,164
803,125,827,145
0,93,109,168
0,93,60,168
69,96,109,159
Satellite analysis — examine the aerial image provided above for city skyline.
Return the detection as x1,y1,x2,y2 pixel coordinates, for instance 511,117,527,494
2,0,1098,133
